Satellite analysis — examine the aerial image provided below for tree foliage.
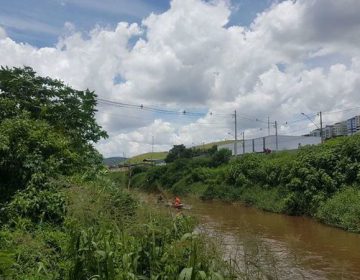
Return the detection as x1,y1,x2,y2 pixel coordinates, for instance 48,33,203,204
0,66,107,202
165,144,218,163
0,66,107,144
165,145,193,163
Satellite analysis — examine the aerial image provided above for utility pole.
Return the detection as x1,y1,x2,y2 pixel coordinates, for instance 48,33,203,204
268,116,270,136
242,131,245,154
234,110,238,156
319,111,323,143
151,135,154,164
275,120,278,151
152,135,154,154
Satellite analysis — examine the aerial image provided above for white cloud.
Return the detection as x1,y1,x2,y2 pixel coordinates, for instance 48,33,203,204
1,0,360,157
0,15,60,35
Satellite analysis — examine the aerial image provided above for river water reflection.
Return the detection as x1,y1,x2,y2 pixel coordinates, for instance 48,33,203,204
186,199,360,279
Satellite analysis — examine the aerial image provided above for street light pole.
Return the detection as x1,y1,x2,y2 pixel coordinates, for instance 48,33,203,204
319,111,323,143
275,121,278,151
242,131,245,154
301,112,323,143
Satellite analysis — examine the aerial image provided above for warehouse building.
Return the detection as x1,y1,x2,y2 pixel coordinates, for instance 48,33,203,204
218,135,321,156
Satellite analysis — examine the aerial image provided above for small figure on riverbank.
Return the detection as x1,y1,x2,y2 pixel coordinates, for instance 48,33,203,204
173,196,183,209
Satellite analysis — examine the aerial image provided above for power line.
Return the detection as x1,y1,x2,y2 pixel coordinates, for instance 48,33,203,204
97,97,275,124
98,98,222,117
322,106,360,115
97,97,360,144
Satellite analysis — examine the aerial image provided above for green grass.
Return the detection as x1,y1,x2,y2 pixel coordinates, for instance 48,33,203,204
0,173,237,279
316,187,360,232
125,151,168,164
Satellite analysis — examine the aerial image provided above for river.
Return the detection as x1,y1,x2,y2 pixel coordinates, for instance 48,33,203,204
184,199,360,280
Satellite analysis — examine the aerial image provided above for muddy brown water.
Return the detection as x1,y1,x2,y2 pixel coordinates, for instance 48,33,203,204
181,199,360,280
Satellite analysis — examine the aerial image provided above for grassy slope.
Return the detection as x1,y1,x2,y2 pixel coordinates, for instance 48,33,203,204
126,151,168,164
103,157,127,166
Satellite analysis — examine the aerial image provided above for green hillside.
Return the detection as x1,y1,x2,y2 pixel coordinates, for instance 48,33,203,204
126,151,168,164
103,157,127,166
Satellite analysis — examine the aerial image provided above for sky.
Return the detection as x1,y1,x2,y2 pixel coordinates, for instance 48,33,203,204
1,0,360,157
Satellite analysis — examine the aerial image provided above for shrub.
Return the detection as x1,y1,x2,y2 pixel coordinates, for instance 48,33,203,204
316,187,360,232
209,148,232,167
2,177,67,226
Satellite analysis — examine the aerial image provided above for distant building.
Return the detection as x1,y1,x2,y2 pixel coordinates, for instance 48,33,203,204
347,115,360,135
356,116,360,131
143,159,166,166
333,121,347,137
347,117,357,135
218,135,321,156
310,129,321,137
324,125,334,139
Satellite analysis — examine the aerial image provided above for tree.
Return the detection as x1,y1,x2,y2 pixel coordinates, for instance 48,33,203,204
0,66,107,145
165,144,192,163
0,66,107,202
210,148,232,167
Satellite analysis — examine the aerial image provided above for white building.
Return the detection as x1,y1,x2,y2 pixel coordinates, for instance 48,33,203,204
218,135,321,156
333,121,347,137
310,129,321,137
324,125,334,139
347,115,360,135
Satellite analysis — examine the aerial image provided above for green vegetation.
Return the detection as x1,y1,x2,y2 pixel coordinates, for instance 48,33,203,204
165,144,219,163
103,157,127,166
126,151,168,164
0,66,236,279
316,187,360,232
0,66,106,203
193,140,234,150
131,136,360,233
125,140,233,165
1,174,237,279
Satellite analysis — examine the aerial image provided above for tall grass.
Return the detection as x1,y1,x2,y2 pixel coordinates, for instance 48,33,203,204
0,173,236,279
316,187,360,232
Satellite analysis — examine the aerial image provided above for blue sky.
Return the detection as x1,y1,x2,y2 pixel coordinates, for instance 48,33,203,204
0,0,272,47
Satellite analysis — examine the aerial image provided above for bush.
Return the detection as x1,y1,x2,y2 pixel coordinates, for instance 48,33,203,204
209,148,232,167
2,177,67,226
66,177,138,229
0,116,79,202
0,66,107,203
0,227,70,279
316,187,360,232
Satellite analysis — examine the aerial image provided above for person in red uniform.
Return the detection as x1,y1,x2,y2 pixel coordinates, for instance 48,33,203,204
174,196,181,208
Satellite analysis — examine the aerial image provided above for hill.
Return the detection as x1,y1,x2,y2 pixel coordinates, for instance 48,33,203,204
103,157,127,166
126,151,168,164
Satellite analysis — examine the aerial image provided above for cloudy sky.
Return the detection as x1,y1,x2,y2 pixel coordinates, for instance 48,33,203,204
1,0,360,157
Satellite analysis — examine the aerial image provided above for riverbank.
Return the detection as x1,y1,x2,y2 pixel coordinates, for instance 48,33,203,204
0,173,235,279
129,135,360,233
